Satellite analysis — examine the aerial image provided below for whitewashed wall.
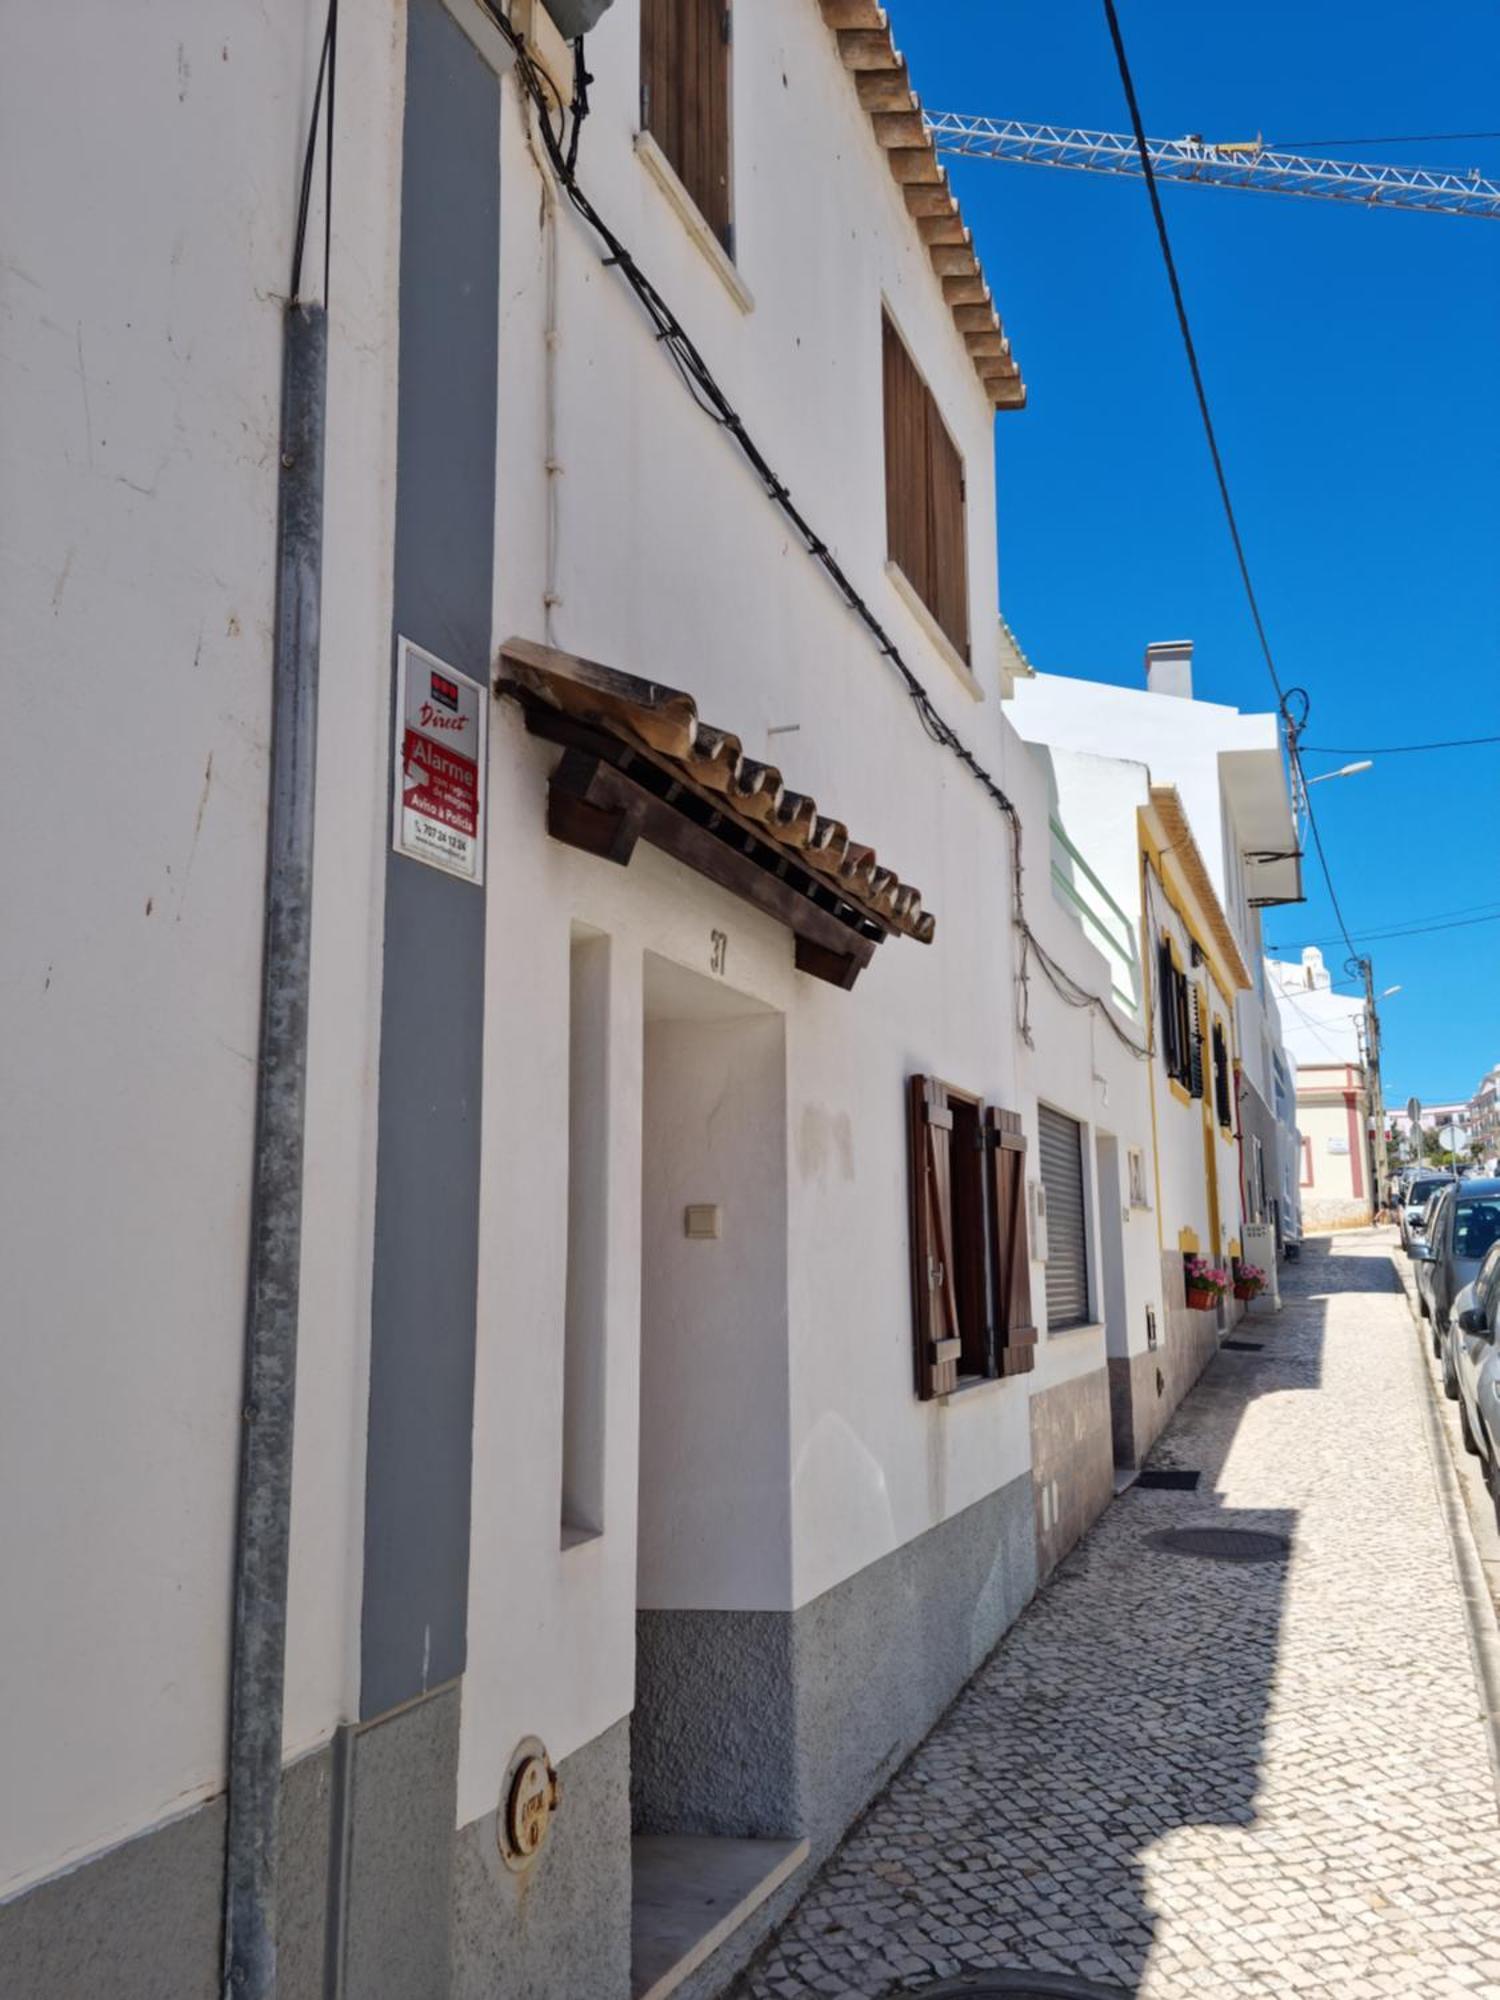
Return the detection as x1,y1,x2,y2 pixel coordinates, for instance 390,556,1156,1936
0,0,401,1900
460,0,1117,1828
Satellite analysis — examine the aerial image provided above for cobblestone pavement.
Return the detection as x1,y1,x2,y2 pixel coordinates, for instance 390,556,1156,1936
737,1232,1500,1999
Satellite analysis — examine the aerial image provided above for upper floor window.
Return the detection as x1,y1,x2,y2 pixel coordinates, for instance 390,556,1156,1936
882,311,969,663
1157,936,1200,1097
1212,1018,1234,1131
640,0,732,254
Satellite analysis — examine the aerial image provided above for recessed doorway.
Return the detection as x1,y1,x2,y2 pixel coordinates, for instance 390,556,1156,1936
629,953,805,1998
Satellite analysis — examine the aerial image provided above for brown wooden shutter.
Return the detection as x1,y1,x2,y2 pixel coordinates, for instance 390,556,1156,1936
883,314,928,605
882,313,968,662
907,1074,962,1399
927,411,969,661
641,0,732,252
986,1107,1037,1375
1189,985,1205,1100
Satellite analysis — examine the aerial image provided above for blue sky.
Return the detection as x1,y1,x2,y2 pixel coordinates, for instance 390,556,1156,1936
891,1,1500,1104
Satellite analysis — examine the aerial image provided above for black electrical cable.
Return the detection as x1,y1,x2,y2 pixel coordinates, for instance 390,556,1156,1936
487,4,1151,1059
1274,130,1500,151
290,0,338,303
1274,905,1500,952
1305,731,1500,755
1100,4,1379,985
1298,779,1360,967
323,0,337,296
565,35,590,176
1101,0,1287,714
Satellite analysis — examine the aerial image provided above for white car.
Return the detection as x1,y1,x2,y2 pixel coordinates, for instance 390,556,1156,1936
1401,1173,1456,1253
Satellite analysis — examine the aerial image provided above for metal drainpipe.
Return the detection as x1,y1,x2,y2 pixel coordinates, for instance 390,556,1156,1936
222,301,327,2000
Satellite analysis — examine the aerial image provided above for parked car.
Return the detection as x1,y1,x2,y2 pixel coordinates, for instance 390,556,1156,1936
1415,1179,1500,1384
1400,1172,1456,1253
1448,1242,1500,1508
1413,1189,1452,1341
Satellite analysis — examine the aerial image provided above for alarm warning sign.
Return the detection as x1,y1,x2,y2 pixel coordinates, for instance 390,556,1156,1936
393,638,487,884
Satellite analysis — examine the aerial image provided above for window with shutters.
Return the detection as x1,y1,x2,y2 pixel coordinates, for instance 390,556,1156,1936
1157,936,1195,1093
1037,1105,1090,1332
882,312,970,663
640,0,733,256
1212,1018,1234,1131
907,1078,1036,1399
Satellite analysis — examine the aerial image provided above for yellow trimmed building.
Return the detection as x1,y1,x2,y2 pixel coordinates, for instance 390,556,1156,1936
1129,785,1252,1447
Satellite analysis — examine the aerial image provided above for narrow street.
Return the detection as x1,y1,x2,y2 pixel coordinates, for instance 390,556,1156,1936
738,1234,1500,2000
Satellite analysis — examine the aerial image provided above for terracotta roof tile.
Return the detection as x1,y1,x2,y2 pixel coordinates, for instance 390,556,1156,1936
498,637,936,944
817,0,1024,410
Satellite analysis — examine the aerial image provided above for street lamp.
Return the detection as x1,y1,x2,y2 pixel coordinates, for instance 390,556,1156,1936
1381,984,1402,998
1305,759,1374,785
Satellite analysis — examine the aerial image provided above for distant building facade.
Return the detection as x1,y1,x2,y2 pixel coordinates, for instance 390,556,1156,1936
1269,949,1373,1227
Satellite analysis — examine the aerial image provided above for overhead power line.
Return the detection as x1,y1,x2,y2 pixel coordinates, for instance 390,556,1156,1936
1098,1,1374,971
1274,906,1500,952
1099,1,1287,712
1274,130,1500,151
1297,780,1361,966
1305,731,1500,755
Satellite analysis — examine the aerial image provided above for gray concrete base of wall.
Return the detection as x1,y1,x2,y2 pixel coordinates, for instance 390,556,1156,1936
449,1480,1038,2000
452,1715,632,2000
1108,1252,1228,1468
8,1486,1041,2000
1029,1365,1115,1576
0,1684,459,2000
623,1475,1037,2000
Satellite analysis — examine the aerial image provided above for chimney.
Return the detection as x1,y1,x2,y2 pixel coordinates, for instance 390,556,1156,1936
1145,639,1194,699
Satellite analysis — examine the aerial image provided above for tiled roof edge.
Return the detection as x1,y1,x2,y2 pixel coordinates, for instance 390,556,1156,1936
817,0,1025,411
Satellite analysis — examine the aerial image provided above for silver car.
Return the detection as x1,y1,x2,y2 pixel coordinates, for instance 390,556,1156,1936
1401,1172,1456,1254
1414,1178,1500,1386
1449,1241,1500,1514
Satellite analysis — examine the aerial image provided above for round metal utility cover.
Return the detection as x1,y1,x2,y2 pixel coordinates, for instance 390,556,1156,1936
1147,1526,1289,1563
906,1975,1131,1999
496,1735,560,1872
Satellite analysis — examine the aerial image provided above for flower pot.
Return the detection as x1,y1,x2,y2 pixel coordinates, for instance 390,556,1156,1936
1233,1282,1260,1302
1185,1287,1218,1311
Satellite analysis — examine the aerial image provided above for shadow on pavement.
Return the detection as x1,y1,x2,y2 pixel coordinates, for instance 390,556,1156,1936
732,1237,1397,1999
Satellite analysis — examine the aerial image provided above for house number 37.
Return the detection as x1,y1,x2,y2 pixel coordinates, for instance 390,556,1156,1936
709,929,728,976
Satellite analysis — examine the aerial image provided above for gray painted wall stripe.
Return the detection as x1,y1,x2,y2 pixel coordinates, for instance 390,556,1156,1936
361,0,499,1722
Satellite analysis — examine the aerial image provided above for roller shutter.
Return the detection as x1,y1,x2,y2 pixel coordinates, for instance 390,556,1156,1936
1038,1106,1090,1332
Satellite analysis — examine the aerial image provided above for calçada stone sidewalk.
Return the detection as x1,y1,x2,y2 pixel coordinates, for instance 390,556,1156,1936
734,1232,1500,1999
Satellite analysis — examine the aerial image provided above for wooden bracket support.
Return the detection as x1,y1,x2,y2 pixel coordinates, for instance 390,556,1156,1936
533,728,879,989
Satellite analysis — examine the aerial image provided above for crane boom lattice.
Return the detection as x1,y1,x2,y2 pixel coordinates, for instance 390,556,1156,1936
925,115,1500,219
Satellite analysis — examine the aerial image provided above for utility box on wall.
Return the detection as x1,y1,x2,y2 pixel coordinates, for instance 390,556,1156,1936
1242,1221,1279,1311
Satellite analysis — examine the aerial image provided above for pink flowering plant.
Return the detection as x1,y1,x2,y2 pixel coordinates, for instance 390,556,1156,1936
1184,1254,1229,1302
1234,1262,1266,1299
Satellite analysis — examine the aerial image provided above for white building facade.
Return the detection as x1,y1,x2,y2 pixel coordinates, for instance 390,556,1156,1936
1269,948,1375,1228
2,4,1169,1998
1009,644,1306,1445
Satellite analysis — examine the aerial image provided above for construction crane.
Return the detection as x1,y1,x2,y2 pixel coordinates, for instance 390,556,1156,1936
924,115,1500,219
